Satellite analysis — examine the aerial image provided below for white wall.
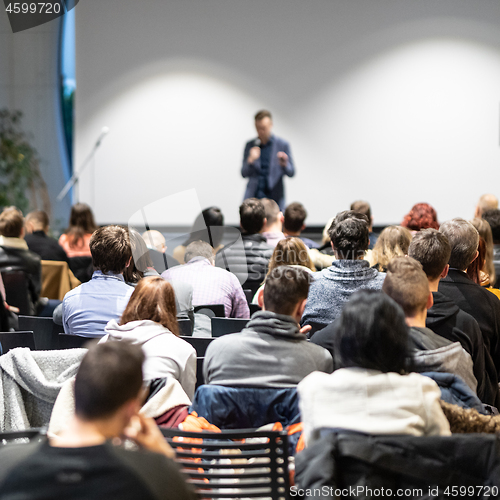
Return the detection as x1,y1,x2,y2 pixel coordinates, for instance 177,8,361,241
75,0,500,226
0,10,71,230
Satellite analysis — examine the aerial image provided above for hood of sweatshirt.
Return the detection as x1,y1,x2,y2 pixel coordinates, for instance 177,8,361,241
244,310,305,340
426,292,460,329
103,319,171,346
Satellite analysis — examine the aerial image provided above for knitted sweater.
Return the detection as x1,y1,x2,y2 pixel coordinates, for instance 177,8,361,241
301,260,385,327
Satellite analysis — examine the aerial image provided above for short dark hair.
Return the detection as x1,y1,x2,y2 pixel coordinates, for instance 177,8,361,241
482,209,500,244
263,266,310,316
327,210,369,259
261,198,280,225
408,228,451,280
89,225,132,274
0,206,24,238
74,342,144,420
254,110,272,121
439,218,479,271
25,210,49,229
284,202,307,232
382,257,429,317
239,198,266,234
335,290,410,374
350,200,371,221
184,240,214,263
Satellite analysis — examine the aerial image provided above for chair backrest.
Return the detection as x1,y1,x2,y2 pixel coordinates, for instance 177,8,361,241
58,334,91,350
180,336,214,357
243,288,253,304
211,317,249,337
193,304,225,317
41,260,79,300
177,318,192,336
0,331,35,355
18,315,65,350
161,427,290,500
0,428,44,444
1,271,33,316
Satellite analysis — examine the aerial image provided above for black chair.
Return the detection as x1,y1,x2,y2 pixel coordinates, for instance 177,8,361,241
249,303,261,315
178,319,192,336
211,317,249,337
68,256,93,283
180,336,214,357
161,427,290,500
18,315,65,350
243,288,253,304
0,428,44,444
196,357,204,389
0,331,35,355
1,271,33,316
58,335,91,349
193,304,225,317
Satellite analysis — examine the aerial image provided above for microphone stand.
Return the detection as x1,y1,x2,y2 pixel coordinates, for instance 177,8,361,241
57,131,108,203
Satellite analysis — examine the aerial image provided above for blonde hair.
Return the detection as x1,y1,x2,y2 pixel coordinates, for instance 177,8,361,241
267,238,316,277
471,217,495,286
371,226,412,272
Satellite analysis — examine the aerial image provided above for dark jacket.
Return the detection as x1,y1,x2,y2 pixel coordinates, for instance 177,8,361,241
295,431,500,499
492,244,500,289
241,135,294,211
215,233,273,296
426,291,500,407
24,231,68,263
439,269,500,379
0,246,41,307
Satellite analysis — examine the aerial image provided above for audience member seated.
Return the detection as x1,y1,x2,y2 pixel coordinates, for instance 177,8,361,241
298,290,451,446
204,266,332,387
173,206,224,264
438,218,500,376
0,206,42,314
301,211,385,330
59,203,97,283
409,228,500,407
24,210,68,262
401,202,439,233
481,209,500,289
470,217,497,289
252,237,315,306
383,257,476,391
0,341,196,499
142,229,180,272
101,277,196,399
368,225,411,272
350,200,378,249
283,202,319,249
62,225,134,337
162,241,249,319
129,230,194,327
474,193,498,218
215,198,273,296
261,198,285,248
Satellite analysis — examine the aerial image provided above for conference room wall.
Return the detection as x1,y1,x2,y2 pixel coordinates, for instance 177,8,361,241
75,0,500,226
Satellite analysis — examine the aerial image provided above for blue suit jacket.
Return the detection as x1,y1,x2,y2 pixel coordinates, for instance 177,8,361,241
241,135,295,210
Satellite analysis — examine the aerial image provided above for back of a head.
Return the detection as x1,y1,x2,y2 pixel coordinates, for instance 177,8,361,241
263,265,310,316
335,290,409,373
371,225,412,269
261,198,281,226
401,203,439,231
254,109,272,121
25,210,49,231
239,198,266,234
284,202,307,233
184,240,215,264
439,218,479,271
382,256,429,317
128,229,154,273
350,200,371,221
90,225,132,275
267,237,315,274
120,276,178,335
69,203,97,233
477,194,498,216
0,206,24,238
327,210,369,259
186,206,224,247
142,230,165,252
408,228,451,280
74,342,145,421
482,209,500,244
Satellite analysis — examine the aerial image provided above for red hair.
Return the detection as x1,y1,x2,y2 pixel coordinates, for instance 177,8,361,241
401,203,439,231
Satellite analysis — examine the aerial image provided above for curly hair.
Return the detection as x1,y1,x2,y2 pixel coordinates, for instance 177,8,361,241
440,400,500,434
401,203,439,231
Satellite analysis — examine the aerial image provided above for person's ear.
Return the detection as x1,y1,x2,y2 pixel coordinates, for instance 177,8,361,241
261,218,267,230
279,212,284,224
257,289,264,308
440,264,449,279
426,291,434,311
301,224,306,231
20,227,25,238
126,257,132,268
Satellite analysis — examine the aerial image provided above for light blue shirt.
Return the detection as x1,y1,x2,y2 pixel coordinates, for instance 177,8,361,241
62,270,134,338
